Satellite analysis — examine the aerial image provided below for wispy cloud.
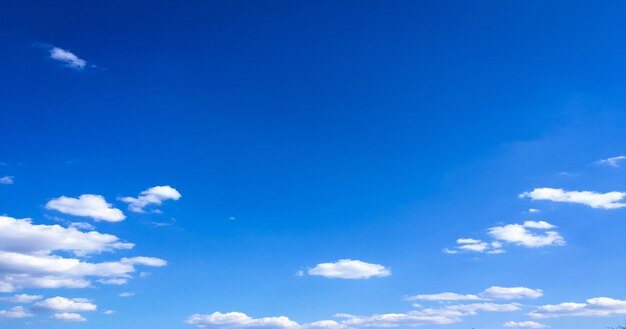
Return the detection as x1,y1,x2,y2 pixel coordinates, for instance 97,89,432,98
596,155,626,167
520,188,626,209
529,297,626,318
504,321,550,328
0,176,14,185
48,46,87,70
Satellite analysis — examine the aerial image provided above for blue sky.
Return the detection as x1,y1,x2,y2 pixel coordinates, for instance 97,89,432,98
2,1,626,328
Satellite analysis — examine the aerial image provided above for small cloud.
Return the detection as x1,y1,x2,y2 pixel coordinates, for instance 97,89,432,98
307,259,391,279
121,185,181,213
295,270,304,277
528,208,540,213
118,292,135,298
48,46,87,70
228,216,236,221
504,321,550,328
53,312,86,322
520,187,626,209
0,294,43,303
0,176,14,185
46,194,126,222
69,222,96,231
596,155,626,167
103,310,115,315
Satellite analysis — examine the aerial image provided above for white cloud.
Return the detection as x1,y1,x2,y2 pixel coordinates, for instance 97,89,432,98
69,222,96,231
185,312,300,329
0,176,13,185
307,259,391,279
529,297,626,318
53,312,86,322
0,293,42,303
528,208,540,213
504,321,549,328
408,286,542,302
488,221,565,248
596,155,626,167
0,215,165,292
444,238,504,254
186,303,521,329
0,306,33,319
118,292,135,298
121,185,181,213
481,287,543,300
0,216,132,256
407,292,482,302
49,47,87,70
520,188,626,209
46,194,126,222
34,297,96,312
103,310,115,315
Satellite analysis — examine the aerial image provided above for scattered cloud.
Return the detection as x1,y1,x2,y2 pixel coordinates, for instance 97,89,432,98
34,297,97,312
0,215,165,292
53,312,86,322
121,185,181,213
69,222,96,231
408,292,482,302
46,194,126,222
0,176,13,185
0,293,42,303
529,297,626,318
596,155,626,167
408,286,542,302
481,287,543,300
504,321,549,328
118,292,135,298
520,188,626,209
48,46,87,70
103,310,115,315
186,312,300,329
307,259,391,279
186,302,521,329
528,208,540,213
488,221,565,248
0,306,33,319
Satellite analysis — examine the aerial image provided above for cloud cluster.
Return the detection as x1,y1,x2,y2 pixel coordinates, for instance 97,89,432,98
520,188,626,209
0,215,165,292
445,221,564,254
504,321,549,328
529,297,626,318
121,185,181,213
46,194,126,222
186,302,521,329
0,176,13,185
408,286,542,302
0,306,32,319
0,294,42,303
307,259,391,279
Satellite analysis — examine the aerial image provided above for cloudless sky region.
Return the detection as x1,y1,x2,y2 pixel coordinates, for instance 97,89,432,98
2,1,626,329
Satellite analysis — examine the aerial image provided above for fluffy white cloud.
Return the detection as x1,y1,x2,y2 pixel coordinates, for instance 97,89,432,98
520,188,626,209
0,293,42,303
0,176,13,185
185,312,300,329
307,259,391,279
503,321,549,328
481,287,543,300
529,297,626,318
49,47,87,70
0,306,33,319
46,194,126,222
120,186,181,213
0,215,165,292
0,216,133,256
488,221,565,248
407,292,482,302
53,312,86,322
34,297,96,312
596,155,626,167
